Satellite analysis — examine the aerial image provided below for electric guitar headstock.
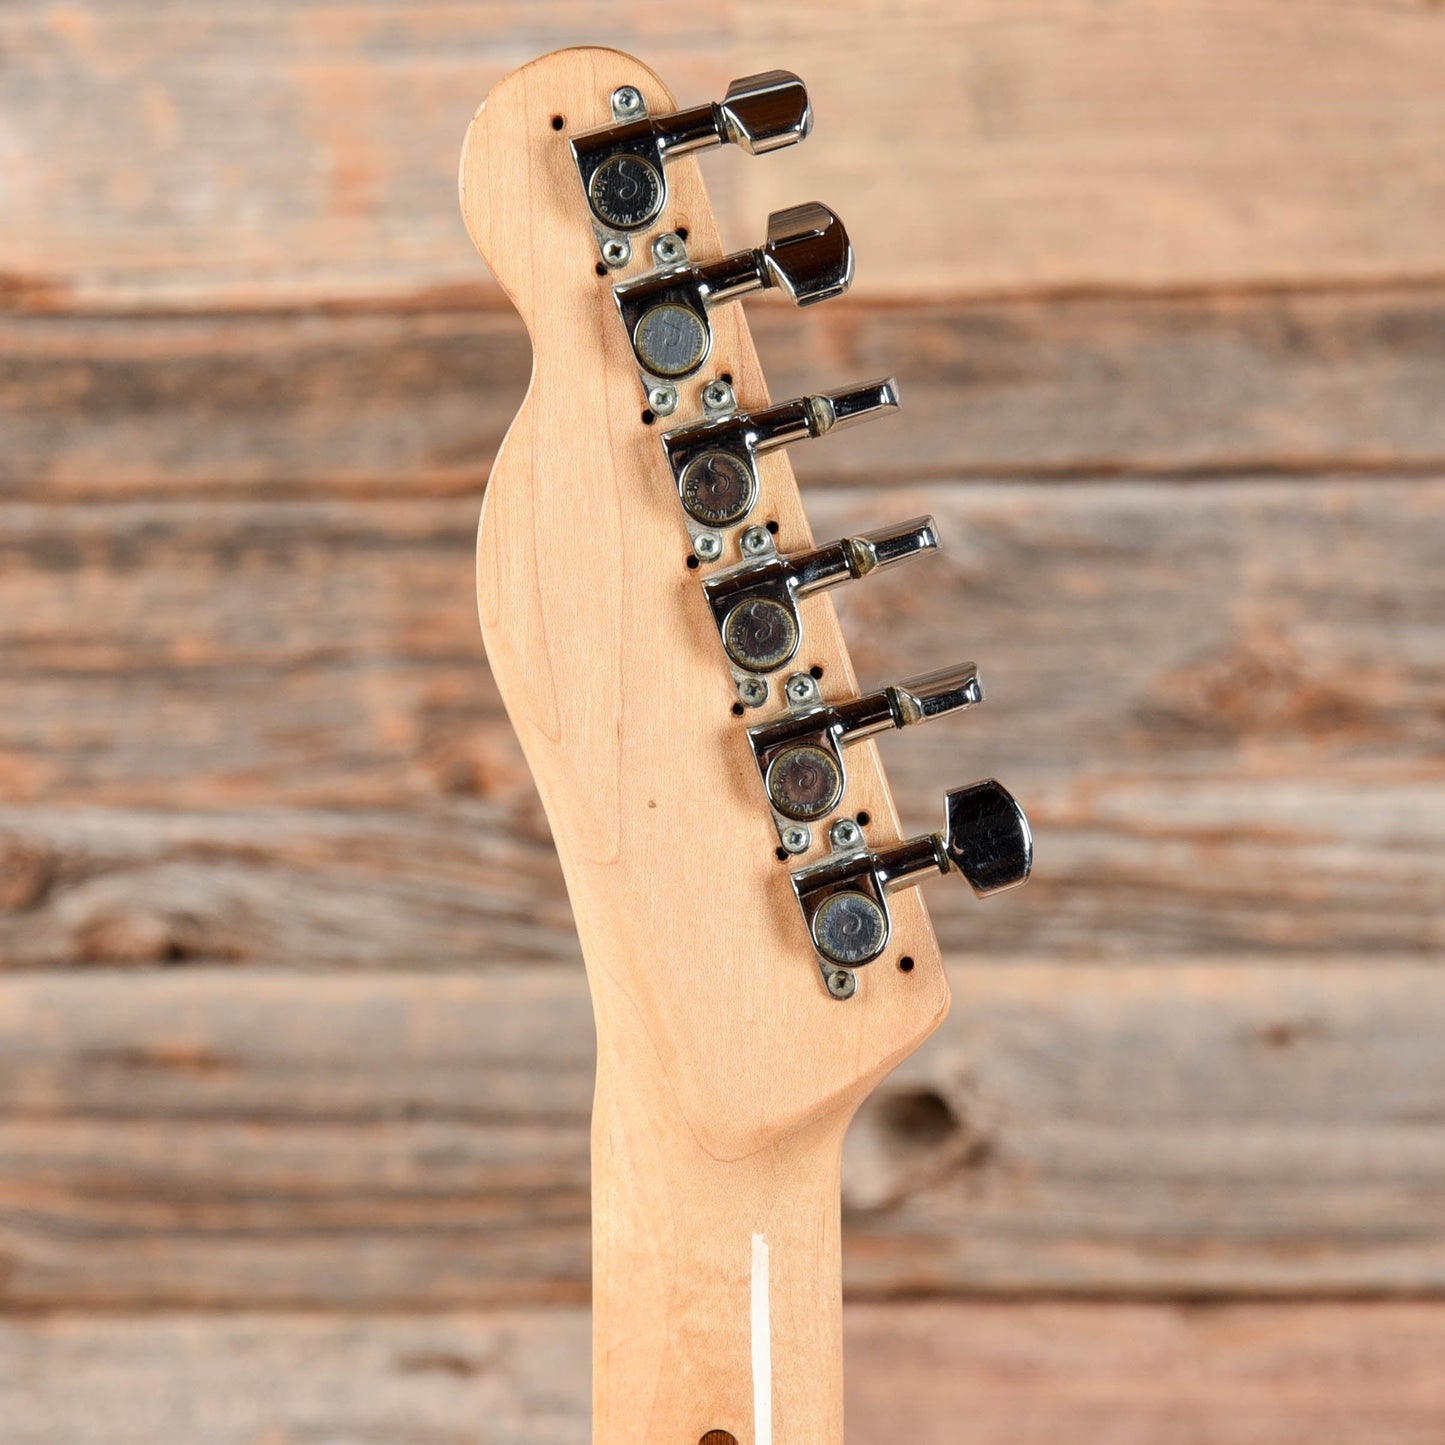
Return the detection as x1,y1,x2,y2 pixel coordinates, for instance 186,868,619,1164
461,47,1030,1445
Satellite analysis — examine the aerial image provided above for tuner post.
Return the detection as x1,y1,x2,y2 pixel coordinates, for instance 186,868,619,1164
663,378,900,530
613,204,854,380
792,781,1032,989
570,71,811,234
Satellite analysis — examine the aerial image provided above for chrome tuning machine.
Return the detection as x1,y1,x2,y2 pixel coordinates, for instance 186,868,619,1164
613,204,854,380
702,516,938,675
794,782,1033,986
750,663,983,823
571,72,811,233
662,378,899,529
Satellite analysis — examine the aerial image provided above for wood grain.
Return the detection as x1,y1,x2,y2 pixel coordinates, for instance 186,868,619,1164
8,288,1445,498
3,1303,1445,1445
0,962,1441,1308
6,2,1445,308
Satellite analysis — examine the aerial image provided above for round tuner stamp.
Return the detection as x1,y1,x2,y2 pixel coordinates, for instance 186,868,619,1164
811,891,888,967
588,154,665,230
766,744,843,821
633,303,710,378
680,451,756,526
722,596,799,673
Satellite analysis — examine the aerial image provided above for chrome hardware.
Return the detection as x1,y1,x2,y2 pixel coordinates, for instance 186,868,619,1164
573,72,812,232
701,379,736,414
794,781,1032,978
693,531,723,563
614,204,853,379
652,232,687,267
749,663,983,822
647,383,678,417
702,516,938,674
662,378,899,528
737,677,769,709
600,237,631,269
780,823,812,855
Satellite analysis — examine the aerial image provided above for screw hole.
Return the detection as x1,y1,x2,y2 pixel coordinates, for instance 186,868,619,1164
686,555,700,570
809,664,824,679
720,371,733,384
676,226,689,241
551,115,565,131
641,409,656,425
700,1434,739,1445
856,809,870,825
594,261,608,276
766,519,780,534
775,846,789,862
731,702,746,717
898,955,915,972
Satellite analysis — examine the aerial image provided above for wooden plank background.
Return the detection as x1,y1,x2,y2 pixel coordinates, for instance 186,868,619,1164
2,1,1443,1439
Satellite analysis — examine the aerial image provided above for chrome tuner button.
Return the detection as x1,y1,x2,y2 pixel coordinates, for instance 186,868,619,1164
612,205,853,381
790,780,1032,986
571,72,810,234
701,517,939,675
663,378,900,530
749,662,983,823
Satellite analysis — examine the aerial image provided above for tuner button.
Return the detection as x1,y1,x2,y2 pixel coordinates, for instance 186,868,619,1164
587,153,665,229
811,890,889,966
765,743,844,821
723,595,800,672
719,70,812,154
943,781,1033,896
760,203,854,306
679,450,756,526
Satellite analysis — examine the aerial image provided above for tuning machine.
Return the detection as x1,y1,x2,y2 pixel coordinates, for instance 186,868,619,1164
750,663,983,824
702,516,937,676
571,72,811,235
794,782,1033,991
662,378,899,531
613,204,853,380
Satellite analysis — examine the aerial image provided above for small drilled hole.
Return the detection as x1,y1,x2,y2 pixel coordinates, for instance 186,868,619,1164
700,1433,739,1445
898,955,915,972
641,409,656,425
809,664,824,679
594,261,607,276
551,115,565,131
775,846,789,862
856,809,870,825
766,519,780,534
676,226,689,241
719,371,733,384
731,702,746,717
686,555,700,570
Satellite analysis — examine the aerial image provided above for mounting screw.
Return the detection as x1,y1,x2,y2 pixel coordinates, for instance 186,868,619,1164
785,672,819,707
829,818,863,850
611,86,644,119
702,379,736,412
738,676,769,709
648,384,678,417
652,233,686,266
740,525,771,558
601,237,631,269
780,824,811,854
825,968,857,1000
693,531,723,563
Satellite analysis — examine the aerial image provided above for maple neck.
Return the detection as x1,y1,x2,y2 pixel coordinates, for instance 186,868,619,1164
592,1051,846,1444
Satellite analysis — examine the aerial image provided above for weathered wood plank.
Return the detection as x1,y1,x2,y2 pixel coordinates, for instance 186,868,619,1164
739,0,1445,297
1,480,1438,961
5,2,1444,308
3,1303,1445,1444
7,289,1445,497
0,963,1441,1306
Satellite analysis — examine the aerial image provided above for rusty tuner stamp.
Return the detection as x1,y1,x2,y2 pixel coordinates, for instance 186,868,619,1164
570,71,811,235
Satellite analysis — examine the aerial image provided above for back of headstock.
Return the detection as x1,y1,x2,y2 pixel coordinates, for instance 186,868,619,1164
460,46,1029,1444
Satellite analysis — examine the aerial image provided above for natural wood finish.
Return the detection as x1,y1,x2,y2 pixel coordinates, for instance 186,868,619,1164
6,2,1445,310
0,962,1442,1308
459,48,950,1444
9,287,1445,498
4,1303,1445,1444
